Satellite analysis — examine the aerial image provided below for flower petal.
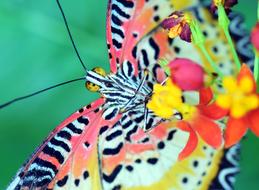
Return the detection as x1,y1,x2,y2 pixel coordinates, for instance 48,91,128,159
225,117,248,148
237,64,256,92
161,11,183,29
179,24,192,42
191,114,222,148
199,88,213,105
247,109,259,136
177,121,198,160
251,22,259,52
198,102,228,120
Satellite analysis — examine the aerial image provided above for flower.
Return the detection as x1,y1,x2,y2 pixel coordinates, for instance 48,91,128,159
211,0,238,13
176,88,224,160
251,23,259,52
176,114,222,160
216,76,258,118
147,80,223,160
215,64,259,147
168,58,205,90
147,79,183,119
161,11,192,42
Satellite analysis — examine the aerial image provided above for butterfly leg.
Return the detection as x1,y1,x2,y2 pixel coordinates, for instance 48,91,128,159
120,70,150,112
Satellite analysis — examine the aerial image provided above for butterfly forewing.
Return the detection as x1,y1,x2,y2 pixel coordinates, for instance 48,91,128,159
106,0,172,73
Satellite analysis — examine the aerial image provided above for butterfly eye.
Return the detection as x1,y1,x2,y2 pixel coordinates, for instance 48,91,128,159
105,82,113,88
92,67,106,77
85,81,100,92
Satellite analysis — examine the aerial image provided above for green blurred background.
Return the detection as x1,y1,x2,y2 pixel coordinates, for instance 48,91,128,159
0,0,258,189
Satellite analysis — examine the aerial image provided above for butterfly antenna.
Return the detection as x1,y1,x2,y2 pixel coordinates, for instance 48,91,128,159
0,77,85,109
56,0,87,71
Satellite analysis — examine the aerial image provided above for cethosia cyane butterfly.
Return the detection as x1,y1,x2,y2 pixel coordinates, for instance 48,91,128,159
4,0,254,189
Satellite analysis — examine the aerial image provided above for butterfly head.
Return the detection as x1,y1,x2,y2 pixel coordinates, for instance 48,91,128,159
85,67,106,92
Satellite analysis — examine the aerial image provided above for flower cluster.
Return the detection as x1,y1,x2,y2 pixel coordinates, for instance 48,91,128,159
161,11,192,42
148,0,259,160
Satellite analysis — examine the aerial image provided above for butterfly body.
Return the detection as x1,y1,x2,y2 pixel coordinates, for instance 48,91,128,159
86,64,166,132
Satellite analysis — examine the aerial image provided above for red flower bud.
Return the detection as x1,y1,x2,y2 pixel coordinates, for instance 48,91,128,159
251,23,259,52
168,58,205,90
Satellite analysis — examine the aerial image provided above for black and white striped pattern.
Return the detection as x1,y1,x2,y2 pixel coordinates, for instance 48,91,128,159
86,59,166,132
209,145,240,190
109,0,135,50
7,116,90,190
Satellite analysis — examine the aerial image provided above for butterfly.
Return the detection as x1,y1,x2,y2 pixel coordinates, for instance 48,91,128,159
6,0,253,190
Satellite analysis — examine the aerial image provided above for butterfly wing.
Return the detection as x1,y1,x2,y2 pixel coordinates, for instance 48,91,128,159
98,111,189,190
106,0,173,73
104,0,251,190
6,98,120,190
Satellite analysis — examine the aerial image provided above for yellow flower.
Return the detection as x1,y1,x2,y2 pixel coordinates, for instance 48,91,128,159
147,79,182,119
147,79,198,121
177,104,197,121
216,76,259,118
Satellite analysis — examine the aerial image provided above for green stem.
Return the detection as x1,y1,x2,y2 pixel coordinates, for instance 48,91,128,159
198,44,224,78
254,50,259,93
257,0,259,21
190,20,224,78
218,5,241,71
223,27,242,70
158,58,170,75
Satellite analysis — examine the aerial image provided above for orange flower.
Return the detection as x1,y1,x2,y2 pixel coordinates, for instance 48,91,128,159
215,64,259,148
147,79,224,160
177,88,225,160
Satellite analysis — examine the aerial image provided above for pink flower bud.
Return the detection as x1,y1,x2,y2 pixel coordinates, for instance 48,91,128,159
168,58,205,90
251,23,259,52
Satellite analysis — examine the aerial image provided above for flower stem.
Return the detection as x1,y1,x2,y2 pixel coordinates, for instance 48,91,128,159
218,5,241,71
254,50,259,92
254,0,259,92
224,28,242,70
190,20,224,78
158,58,170,75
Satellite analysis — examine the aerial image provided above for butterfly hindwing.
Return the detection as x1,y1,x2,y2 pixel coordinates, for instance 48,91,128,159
7,98,116,190
98,111,189,190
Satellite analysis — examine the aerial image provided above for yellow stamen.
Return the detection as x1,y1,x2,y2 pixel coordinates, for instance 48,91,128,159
222,76,237,93
216,76,259,118
147,79,197,120
239,76,254,93
216,94,231,109
214,0,224,7
168,24,182,39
